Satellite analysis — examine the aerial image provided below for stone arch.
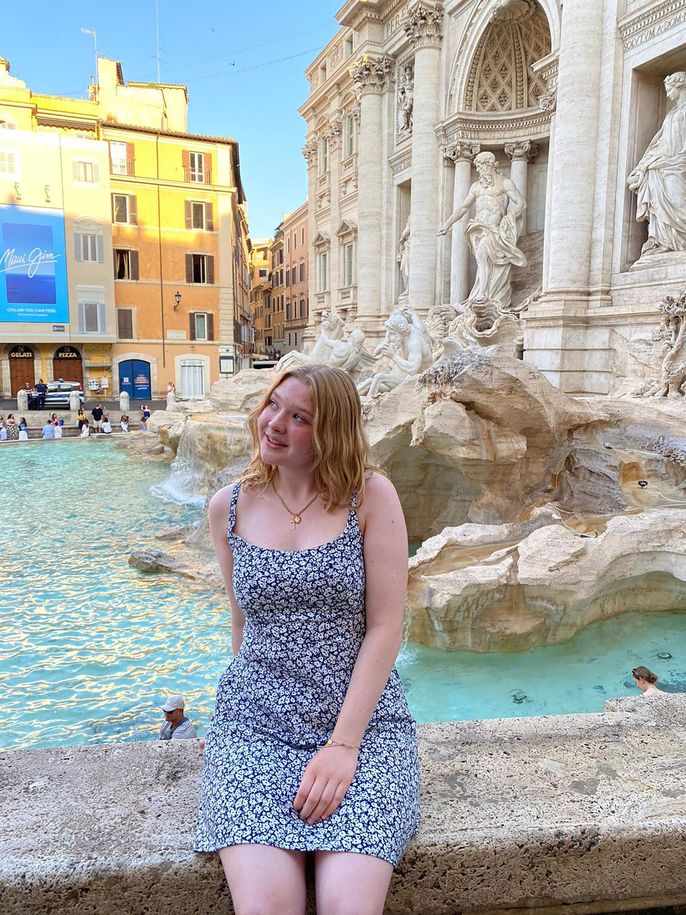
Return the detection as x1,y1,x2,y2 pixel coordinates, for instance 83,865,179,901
448,0,559,114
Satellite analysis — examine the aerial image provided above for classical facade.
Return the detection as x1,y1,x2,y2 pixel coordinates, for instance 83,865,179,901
0,55,250,399
300,0,686,394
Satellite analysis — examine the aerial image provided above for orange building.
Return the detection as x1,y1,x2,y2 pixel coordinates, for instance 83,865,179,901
0,55,250,399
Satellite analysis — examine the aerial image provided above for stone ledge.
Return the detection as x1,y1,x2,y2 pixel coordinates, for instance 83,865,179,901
2,699,686,914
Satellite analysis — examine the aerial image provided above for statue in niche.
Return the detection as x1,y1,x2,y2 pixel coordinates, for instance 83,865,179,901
438,151,527,314
357,306,433,400
628,72,686,256
397,63,414,137
651,290,686,398
397,216,411,295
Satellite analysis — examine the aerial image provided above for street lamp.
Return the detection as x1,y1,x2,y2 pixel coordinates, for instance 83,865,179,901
174,291,182,309
80,28,98,85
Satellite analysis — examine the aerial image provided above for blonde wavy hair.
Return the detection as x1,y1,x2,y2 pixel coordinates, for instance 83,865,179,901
241,365,373,509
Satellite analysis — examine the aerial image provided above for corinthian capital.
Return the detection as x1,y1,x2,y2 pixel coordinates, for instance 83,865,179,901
325,117,343,150
404,1,443,50
350,54,394,96
302,140,318,167
504,140,539,162
444,142,480,164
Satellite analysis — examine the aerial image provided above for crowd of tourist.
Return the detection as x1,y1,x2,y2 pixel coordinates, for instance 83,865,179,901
0,404,150,442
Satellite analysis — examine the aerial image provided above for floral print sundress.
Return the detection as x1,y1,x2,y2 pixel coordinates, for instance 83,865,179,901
194,482,420,866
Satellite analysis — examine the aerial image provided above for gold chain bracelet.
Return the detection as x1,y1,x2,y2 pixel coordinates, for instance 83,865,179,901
322,737,360,751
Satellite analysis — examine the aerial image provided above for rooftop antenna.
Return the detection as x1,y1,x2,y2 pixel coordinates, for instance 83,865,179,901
155,0,161,83
80,27,98,86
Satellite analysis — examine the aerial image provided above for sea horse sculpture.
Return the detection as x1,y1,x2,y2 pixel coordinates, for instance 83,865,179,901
653,290,686,398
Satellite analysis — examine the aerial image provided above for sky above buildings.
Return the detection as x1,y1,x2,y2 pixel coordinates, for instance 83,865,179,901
2,0,340,238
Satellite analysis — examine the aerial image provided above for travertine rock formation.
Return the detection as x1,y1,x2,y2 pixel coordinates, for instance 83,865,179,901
408,509,686,651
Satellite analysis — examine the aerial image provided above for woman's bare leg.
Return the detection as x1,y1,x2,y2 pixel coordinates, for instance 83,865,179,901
314,850,393,915
218,844,307,915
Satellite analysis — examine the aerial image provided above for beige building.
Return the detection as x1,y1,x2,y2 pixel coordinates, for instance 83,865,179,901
300,0,686,395
282,201,310,353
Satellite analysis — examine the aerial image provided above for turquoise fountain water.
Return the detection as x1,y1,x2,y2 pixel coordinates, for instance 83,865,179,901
1,440,685,751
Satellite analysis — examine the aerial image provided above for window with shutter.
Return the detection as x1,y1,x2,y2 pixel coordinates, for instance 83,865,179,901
207,313,214,341
185,201,192,229
117,308,134,339
207,255,215,285
191,202,205,229
189,313,196,340
205,203,214,231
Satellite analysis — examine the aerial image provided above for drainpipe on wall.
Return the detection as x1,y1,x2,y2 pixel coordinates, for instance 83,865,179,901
156,132,166,372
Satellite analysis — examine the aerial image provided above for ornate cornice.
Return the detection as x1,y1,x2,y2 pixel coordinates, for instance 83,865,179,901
505,139,539,162
444,141,480,164
404,1,444,50
436,107,552,145
618,0,686,51
350,54,394,96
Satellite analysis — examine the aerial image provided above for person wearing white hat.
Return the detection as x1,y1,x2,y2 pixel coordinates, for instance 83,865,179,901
159,694,198,741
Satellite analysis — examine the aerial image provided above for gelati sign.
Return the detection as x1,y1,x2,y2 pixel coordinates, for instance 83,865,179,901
0,205,68,324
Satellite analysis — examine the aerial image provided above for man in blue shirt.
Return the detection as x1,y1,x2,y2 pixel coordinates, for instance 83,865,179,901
159,694,198,740
41,422,55,440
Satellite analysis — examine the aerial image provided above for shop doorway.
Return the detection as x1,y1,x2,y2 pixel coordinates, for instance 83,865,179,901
118,359,151,400
53,346,83,385
9,345,36,393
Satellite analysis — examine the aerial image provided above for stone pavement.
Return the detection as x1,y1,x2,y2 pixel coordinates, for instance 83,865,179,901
2,697,686,914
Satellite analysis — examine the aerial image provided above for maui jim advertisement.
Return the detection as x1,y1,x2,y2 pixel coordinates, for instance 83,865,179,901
0,205,68,323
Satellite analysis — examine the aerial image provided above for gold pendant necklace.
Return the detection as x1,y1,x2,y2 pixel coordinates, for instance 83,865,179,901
272,483,320,532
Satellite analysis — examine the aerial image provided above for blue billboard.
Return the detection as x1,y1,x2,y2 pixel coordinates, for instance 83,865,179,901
0,205,68,323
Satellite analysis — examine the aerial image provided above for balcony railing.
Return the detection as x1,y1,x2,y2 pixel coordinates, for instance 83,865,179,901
111,159,136,177
184,166,212,184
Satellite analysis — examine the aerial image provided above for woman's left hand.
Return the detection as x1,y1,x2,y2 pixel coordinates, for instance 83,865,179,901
293,745,359,825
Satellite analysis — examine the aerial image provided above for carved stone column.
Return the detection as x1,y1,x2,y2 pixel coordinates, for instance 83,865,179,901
505,140,538,235
351,55,393,322
542,0,603,299
405,1,443,314
445,142,479,307
302,139,319,339
326,118,343,310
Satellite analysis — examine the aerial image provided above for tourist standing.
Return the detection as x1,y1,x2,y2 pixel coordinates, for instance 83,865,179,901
195,366,419,914
35,379,47,409
632,666,669,697
159,695,198,740
91,403,104,432
140,405,151,430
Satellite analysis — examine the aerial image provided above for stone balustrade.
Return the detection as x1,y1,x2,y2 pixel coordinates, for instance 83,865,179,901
2,698,686,914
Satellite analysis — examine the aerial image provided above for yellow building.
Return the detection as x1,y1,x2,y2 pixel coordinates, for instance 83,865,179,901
249,239,272,358
0,55,249,399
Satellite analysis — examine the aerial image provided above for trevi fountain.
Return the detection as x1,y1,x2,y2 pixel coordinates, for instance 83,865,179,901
5,2,686,913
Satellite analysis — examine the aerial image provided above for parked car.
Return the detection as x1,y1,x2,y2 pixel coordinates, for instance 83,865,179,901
43,381,85,409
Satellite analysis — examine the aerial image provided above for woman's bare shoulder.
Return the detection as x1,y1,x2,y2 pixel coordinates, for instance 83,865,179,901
363,471,398,502
208,483,238,520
